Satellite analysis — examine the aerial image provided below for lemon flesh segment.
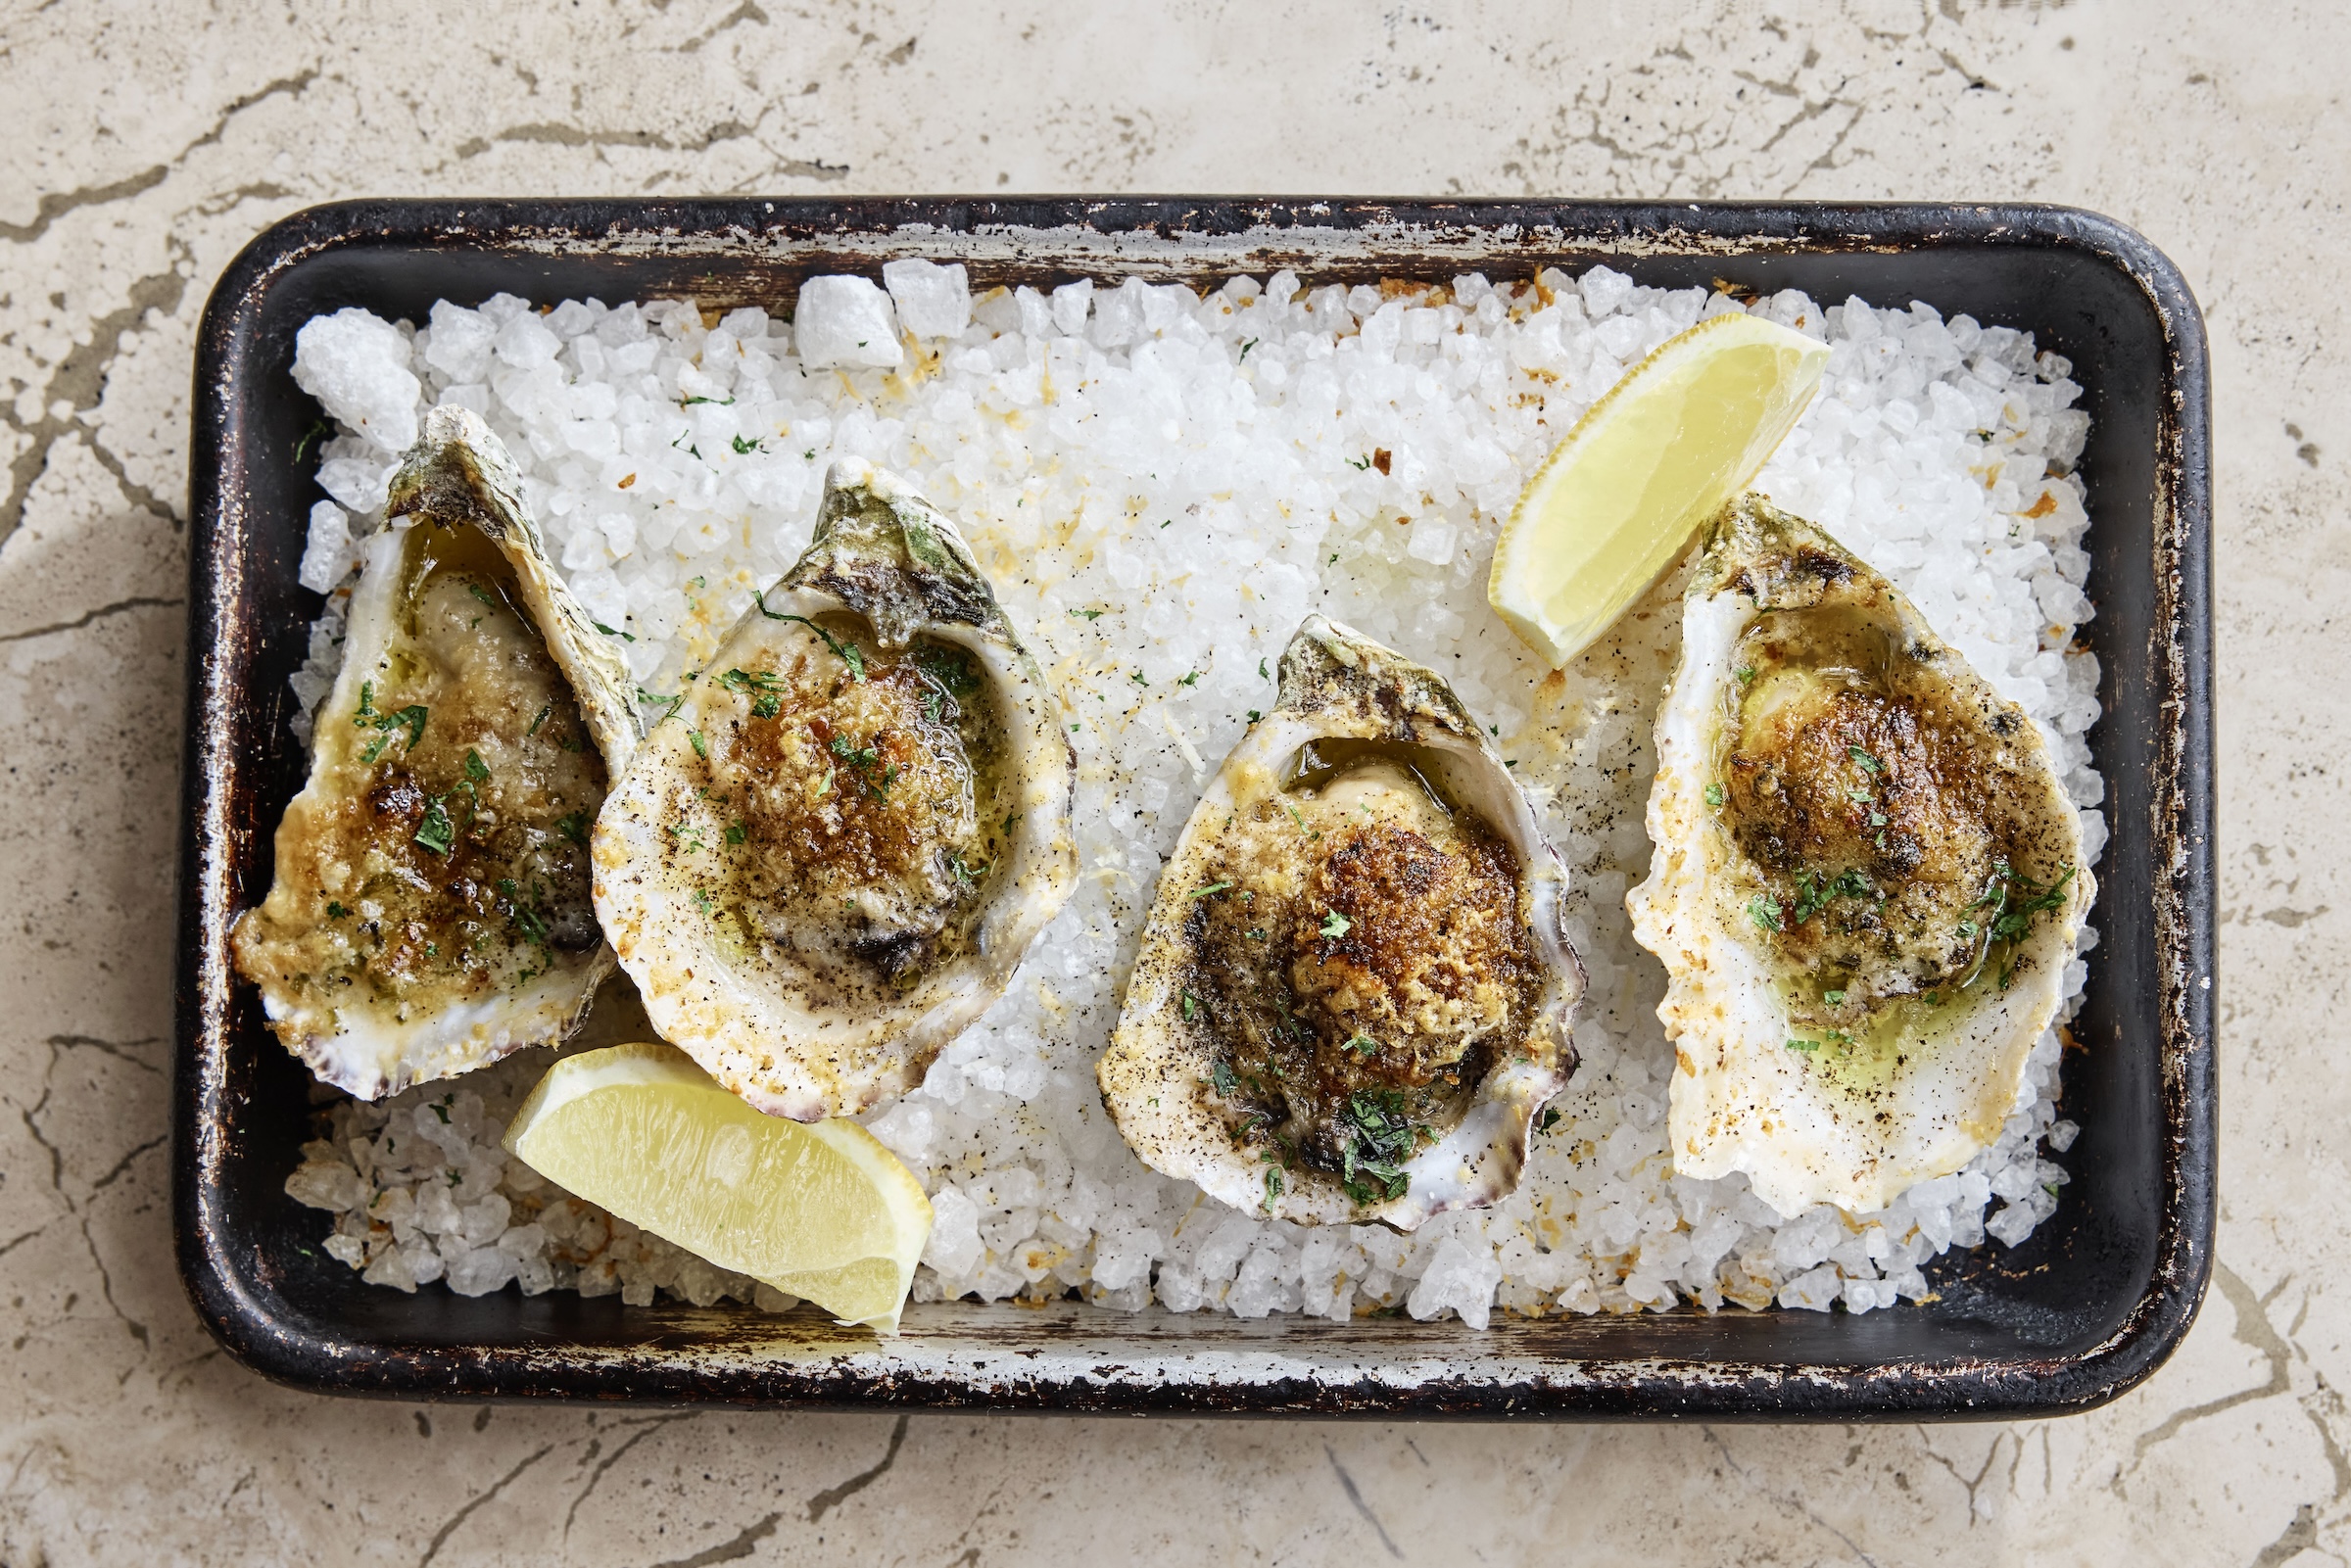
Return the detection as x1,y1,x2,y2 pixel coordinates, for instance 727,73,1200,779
1489,311,1831,669
503,1041,934,1334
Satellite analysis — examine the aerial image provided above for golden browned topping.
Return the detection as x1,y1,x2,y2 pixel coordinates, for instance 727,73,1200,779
649,620,1007,1001
1176,755,1538,1204
1718,598,2078,1031
232,523,606,1021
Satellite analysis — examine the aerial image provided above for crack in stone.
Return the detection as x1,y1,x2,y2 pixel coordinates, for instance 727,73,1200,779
561,1412,696,1537
2251,1502,2318,1568
2135,1265,2292,1457
416,1443,557,1567
1919,1428,2008,1524
806,1411,909,1523
457,117,761,160
0,255,193,552
648,1512,781,1567
42,1033,164,1072
1702,1427,1881,1566
1324,1445,1404,1559
86,1134,166,1196
0,68,315,245
677,0,768,53
0,597,183,646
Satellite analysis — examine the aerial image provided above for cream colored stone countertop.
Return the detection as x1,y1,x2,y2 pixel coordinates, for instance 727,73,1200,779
0,1,2337,1561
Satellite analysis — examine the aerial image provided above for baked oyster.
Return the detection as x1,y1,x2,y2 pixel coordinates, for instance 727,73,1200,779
1098,617,1584,1228
592,459,1078,1121
232,406,640,1099
1627,494,2093,1216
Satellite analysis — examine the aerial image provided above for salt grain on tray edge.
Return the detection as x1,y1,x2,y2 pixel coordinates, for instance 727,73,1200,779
279,261,2099,1326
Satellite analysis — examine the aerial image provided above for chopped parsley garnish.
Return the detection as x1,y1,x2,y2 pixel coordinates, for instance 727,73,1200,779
1187,880,1234,899
466,583,497,610
1245,927,1268,941
828,735,892,799
689,729,708,760
718,668,786,719
353,682,428,764
295,418,331,464
1263,1167,1282,1211
1239,337,1259,360
1210,1058,1240,1097
1179,670,1202,687
1823,988,1847,1005
1180,989,1201,1021
1748,893,1784,933
464,749,489,784
325,901,350,919
1703,782,1726,809
1347,453,1372,471
731,434,761,454
1735,665,1756,686
1338,1089,1421,1206
1246,709,1263,724
1319,909,1352,939
413,794,456,855
693,888,717,916
724,822,747,846
1071,608,1104,621
1342,1032,1380,1058
1259,658,1270,680
681,394,735,406
1962,861,2079,945
1537,1106,1562,1134
527,704,551,737
1786,1038,1819,1053
1848,745,1884,774
553,810,589,846
752,593,865,681
593,621,636,641
947,849,987,884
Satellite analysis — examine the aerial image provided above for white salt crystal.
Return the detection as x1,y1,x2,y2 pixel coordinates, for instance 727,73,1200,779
296,501,356,593
883,259,972,339
293,308,421,452
793,274,904,369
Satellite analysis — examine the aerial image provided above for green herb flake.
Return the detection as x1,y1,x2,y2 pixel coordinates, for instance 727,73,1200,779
731,434,761,454
1748,894,1784,933
724,822,747,847
1703,782,1726,809
527,704,551,737
752,593,865,681
593,621,637,642
1342,1032,1379,1058
1319,909,1352,939
1849,745,1884,774
689,729,708,760
1180,989,1201,1021
467,582,497,610
1187,880,1234,900
1786,1038,1819,1054
554,810,589,846
413,795,456,856
1537,1106,1562,1134
325,901,350,919
1823,988,1847,1005
464,749,490,784
1211,1058,1240,1097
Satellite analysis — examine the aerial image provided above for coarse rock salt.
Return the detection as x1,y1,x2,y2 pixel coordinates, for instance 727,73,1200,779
280,260,2102,1326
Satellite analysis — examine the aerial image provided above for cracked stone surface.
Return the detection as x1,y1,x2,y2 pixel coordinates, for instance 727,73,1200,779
0,0,2340,1562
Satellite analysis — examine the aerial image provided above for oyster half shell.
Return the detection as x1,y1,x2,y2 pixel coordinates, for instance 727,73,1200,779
593,459,1079,1121
1627,494,2093,1216
231,406,640,1099
1098,617,1584,1228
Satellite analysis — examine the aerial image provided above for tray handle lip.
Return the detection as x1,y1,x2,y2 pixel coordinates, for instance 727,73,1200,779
173,196,2216,1418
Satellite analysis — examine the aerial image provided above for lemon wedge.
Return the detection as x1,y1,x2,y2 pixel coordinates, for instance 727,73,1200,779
504,1042,933,1334
1488,310,1830,668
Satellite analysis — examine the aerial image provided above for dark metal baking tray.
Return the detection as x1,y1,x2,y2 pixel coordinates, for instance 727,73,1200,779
176,198,2214,1417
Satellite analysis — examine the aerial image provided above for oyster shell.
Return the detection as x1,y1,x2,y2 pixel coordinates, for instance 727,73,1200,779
1098,617,1584,1228
1627,494,2093,1216
592,459,1078,1121
231,406,640,1099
